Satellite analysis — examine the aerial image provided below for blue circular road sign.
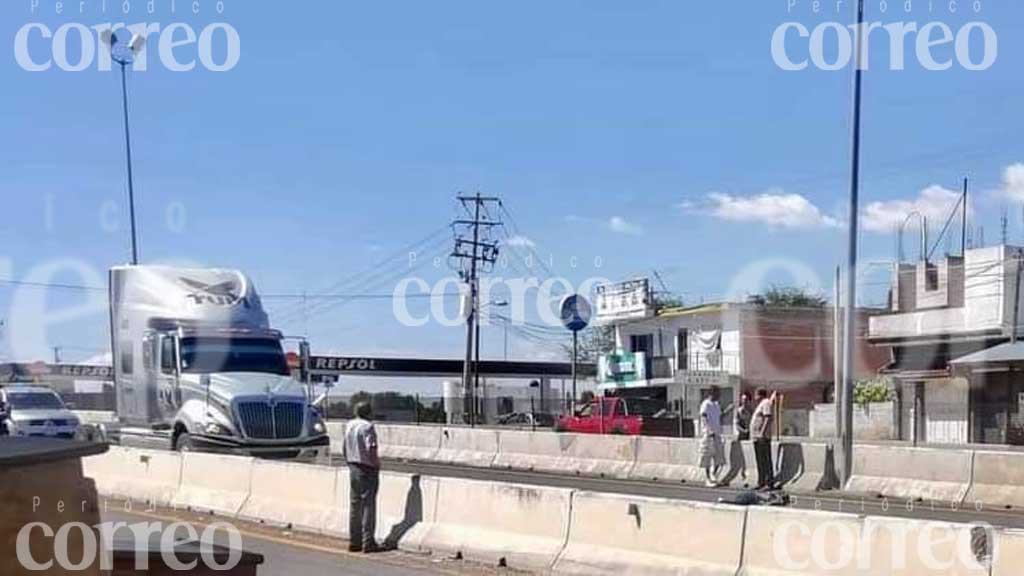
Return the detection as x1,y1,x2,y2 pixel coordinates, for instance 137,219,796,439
560,294,592,332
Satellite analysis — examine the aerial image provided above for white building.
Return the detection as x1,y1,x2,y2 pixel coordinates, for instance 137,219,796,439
869,245,1024,445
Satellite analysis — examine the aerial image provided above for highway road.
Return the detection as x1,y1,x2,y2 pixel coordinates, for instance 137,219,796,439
102,508,527,576
337,457,1024,530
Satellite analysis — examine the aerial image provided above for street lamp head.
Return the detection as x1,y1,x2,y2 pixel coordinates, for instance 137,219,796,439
129,34,147,54
105,31,147,64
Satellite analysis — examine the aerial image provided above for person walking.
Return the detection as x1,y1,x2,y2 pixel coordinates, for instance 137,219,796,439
698,386,726,487
343,402,382,553
751,389,778,491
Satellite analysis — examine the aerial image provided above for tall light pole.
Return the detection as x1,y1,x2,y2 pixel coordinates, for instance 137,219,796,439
840,0,866,486
102,30,146,266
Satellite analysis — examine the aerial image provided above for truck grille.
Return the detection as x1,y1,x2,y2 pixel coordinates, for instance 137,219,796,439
236,401,304,439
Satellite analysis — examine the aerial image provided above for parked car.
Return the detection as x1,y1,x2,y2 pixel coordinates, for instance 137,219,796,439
1,385,81,439
555,396,680,436
497,412,556,428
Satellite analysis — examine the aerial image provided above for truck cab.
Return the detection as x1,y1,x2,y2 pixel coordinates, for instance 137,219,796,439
110,265,329,459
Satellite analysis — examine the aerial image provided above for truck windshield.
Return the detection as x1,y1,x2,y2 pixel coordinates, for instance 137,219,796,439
7,392,65,410
180,337,290,375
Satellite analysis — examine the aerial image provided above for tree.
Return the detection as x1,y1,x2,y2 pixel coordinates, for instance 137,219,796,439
854,377,895,405
654,294,685,311
753,285,828,308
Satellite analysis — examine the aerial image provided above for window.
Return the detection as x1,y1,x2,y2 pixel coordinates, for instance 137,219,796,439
161,337,176,375
925,263,939,291
629,334,654,356
120,343,133,376
7,391,65,410
677,329,689,371
179,337,289,375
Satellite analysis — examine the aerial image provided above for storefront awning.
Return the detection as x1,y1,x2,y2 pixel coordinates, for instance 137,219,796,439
950,341,1024,370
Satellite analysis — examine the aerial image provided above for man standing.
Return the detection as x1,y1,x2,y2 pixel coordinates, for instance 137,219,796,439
732,392,753,484
751,389,778,491
698,386,726,487
343,402,382,553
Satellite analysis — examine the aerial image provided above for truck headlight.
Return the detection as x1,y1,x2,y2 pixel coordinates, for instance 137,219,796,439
204,422,233,436
310,415,326,435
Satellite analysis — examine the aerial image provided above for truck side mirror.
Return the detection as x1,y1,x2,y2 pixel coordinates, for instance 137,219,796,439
299,340,311,383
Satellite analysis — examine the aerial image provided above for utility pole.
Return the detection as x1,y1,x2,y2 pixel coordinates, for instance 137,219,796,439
834,267,843,437
840,0,866,487
52,346,62,364
962,178,969,256
451,193,502,425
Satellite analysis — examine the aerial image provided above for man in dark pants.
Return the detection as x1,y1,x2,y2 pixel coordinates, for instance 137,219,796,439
751,389,778,491
343,402,382,553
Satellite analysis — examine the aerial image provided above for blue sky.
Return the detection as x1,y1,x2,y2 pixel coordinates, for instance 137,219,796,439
1,1,1022,372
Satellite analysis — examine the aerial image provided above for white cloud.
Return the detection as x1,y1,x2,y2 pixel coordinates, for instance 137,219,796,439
704,190,840,229
564,214,644,235
608,216,643,235
1004,163,1024,201
861,185,962,233
505,235,536,248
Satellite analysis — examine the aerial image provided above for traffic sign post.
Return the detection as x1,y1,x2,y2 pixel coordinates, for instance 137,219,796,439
560,295,592,414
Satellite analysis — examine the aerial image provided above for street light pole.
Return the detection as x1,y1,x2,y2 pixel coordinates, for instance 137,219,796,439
840,0,866,487
103,31,146,266
118,59,139,266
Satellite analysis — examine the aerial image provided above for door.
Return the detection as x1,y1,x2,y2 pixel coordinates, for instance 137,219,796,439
156,334,181,418
913,382,926,445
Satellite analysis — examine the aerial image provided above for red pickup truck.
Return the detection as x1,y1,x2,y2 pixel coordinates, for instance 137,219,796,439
556,396,680,436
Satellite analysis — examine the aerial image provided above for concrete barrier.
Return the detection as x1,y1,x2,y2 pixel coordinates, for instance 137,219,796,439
965,450,1024,510
82,446,181,506
435,426,499,468
738,507,866,576
775,442,840,492
629,437,706,484
739,506,991,576
553,491,746,575
376,424,442,462
993,529,1024,576
415,477,572,571
845,445,972,503
239,460,339,533
860,516,990,576
172,452,254,516
494,430,636,479
322,469,440,551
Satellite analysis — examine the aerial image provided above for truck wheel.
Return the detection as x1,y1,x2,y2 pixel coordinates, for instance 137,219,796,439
175,433,195,452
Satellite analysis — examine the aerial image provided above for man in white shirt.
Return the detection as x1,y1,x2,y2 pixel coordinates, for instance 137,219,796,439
751,389,778,490
698,386,725,487
343,402,382,552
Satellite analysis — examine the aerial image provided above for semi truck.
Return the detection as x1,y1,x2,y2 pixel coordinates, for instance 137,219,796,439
107,265,329,459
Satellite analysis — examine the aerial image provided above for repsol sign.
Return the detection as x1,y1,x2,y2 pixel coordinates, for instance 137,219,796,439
14,21,240,72
311,357,380,372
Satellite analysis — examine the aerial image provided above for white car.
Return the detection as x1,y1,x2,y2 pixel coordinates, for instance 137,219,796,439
1,386,80,439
